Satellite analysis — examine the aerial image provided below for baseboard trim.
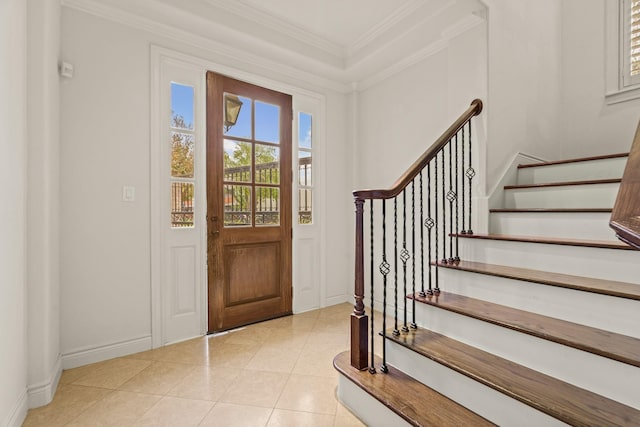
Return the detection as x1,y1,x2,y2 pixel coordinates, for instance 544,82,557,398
4,388,28,427
324,294,350,307
27,355,62,408
62,335,152,369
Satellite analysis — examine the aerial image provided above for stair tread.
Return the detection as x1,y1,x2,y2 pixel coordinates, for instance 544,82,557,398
411,291,640,367
438,260,640,300
333,351,495,427
505,178,621,190
490,208,612,213
456,232,637,250
387,328,640,427
517,152,629,169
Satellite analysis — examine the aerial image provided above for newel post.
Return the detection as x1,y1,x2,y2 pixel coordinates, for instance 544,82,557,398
351,197,368,370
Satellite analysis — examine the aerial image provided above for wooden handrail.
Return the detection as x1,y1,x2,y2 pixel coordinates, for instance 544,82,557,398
354,99,483,200
610,119,640,249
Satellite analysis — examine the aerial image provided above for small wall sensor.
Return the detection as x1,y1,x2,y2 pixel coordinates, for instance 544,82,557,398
59,62,74,78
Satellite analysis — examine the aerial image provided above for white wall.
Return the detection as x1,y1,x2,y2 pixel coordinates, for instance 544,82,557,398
59,7,352,364
0,0,29,425
484,0,563,191
27,0,62,408
561,0,640,157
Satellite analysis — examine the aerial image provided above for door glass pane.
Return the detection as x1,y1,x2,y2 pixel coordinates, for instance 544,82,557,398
223,140,252,182
171,182,194,228
171,132,194,178
255,101,280,143
298,112,312,149
298,151,311,186
171,83,194,130
298,189,312,225
255,186,279,226
224,185,251,226
255,144,280,184
224,94,252,139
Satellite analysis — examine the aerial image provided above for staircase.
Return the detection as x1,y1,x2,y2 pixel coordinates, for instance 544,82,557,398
335,152,640,426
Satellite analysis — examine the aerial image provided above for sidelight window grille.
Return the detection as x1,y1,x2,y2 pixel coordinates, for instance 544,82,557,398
298,112,313,224
624,0,640,86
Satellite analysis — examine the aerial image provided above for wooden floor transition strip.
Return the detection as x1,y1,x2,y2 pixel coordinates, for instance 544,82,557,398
387,328,640,427
333,351,495,427
456,233,637,250
517,152,629,168
438,260,640,300
411,291,640,367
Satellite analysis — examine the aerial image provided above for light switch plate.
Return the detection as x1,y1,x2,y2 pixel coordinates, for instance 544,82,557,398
122,186,135,202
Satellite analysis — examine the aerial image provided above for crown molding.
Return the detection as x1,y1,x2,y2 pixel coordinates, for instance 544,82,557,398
61,0,351,93
204,0,345,58
347,0,428,56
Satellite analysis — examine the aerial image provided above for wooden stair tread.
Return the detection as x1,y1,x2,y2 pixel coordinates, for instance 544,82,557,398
333,351,495,427
386,328,640,427
438,260,640,300
490,208,612,213
456,232,637,250
411,291,640,367
518,152,629,169
504,178,621,190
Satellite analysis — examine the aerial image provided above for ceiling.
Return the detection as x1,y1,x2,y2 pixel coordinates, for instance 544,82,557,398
62,0,486,90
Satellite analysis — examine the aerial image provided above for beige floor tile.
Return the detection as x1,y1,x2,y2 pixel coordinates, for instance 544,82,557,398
220,369,289,408
167,365,239,401
22,384,113,427
65,390,160,426
118,361,195,395
292,347,340,378
70,358,152,389
304,332,349,354
223,324,275,346
245,346,302,373
133,396,213,426
334,404,366,427
275,374,338,415
267,409,335,427
199,402,273,427
261,328,311,351
206,342,259,369
261,314,318,331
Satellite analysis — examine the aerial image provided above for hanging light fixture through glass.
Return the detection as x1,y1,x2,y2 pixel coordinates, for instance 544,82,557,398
224,94,243,132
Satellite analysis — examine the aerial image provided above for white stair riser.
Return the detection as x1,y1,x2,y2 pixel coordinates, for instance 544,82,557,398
517,157,627,185
411,304,640,409
386,342,568,427
504,183,619,209
490,212,617,241
337,376,410,427
458,238,640,284
438,268,640,338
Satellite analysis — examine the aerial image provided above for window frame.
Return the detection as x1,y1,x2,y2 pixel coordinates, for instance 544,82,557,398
606,0,640,104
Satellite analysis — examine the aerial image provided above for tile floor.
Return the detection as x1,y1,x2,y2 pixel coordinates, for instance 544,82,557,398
23,303,368,427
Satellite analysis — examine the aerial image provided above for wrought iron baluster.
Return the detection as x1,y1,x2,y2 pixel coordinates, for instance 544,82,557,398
411,180,417,329
461,125,466,235
401,190,409,333
425,164,434,296
379,200,389,373
466,120,475,234
393,197,400,336
434,155,440,294
447,139,456,264
455,133,460,262
419,171,426,298
441,146,447,265
369,200,376,374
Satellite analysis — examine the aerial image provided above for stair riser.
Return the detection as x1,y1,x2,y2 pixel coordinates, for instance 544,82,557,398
458,238,640,284
489,212,617,241
437,269,640,338
411,304,640,409
337,376,410,427
517,157,627,185
504,183,619,209
386,341,568,426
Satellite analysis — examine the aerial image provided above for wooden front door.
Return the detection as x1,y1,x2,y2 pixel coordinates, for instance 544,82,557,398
206,72,292,332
